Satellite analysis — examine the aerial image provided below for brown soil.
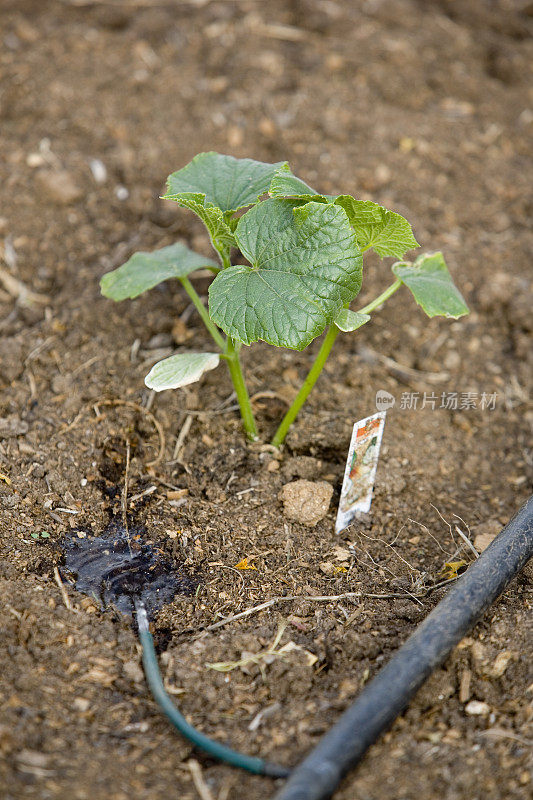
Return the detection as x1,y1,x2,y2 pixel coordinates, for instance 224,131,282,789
1,1,532,799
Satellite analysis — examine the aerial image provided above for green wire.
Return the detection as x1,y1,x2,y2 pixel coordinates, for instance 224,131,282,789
135,600,290,779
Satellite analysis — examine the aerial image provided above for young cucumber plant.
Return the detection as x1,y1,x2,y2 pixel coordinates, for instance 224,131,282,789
101,152,468,447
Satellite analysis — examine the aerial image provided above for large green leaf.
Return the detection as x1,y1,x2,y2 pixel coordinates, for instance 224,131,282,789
334,308,370,332
145,352,220,391
335,196,419,258
161,192,236,254
392,252,469,318
208,199,363,350
164,152,286,213
100,242,219,301
269,168,418,260
269,164,321,199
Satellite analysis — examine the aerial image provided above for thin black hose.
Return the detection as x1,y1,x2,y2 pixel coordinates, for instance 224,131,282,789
135,599,290,779
273,495,533,800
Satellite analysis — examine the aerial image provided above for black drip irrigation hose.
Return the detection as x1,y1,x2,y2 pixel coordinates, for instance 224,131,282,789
134,600,290,779
133,497,532,795
272,495,533,800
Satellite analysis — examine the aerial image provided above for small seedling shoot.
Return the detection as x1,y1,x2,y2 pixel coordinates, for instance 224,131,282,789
101,153,468,446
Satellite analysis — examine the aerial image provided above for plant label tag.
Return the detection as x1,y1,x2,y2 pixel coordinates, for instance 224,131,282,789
336,411,386,533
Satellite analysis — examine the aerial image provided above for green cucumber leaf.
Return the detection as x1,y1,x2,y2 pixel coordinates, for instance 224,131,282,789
164,152,286,212
269,170,418,259
335,196,419,258
208,199,363,350
269,164,321,198
334,308,370,332
269,164,338,203
100,242,219,301
161,192,236,253
145,352,220,391
392,252,469,318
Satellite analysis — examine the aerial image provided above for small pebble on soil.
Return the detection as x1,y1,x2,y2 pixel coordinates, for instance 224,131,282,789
279,479,333,527
35,169,83,206
465,700,491,716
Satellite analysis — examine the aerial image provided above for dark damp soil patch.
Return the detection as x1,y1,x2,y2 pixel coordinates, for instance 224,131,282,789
61,518,197,620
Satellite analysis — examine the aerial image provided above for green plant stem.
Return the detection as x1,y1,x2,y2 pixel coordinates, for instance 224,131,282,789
188,244,257,440
271,324,340,448
180,277,226,351
271,279,404,447
225,338,258,441
216,245,231,270
358,278,402,315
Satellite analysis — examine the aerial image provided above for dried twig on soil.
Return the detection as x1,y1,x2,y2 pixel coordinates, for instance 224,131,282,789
0,265,50,306
142,474,181,492
99,400,165,467
187,759,215,800
202,590,420,633
205,598,281,631
173,414,193,461
454,524,479,559
407,516,450,554
245,18,307,42
355,529,420,574
206,622,288,673
25,336,57,363
352,532,424,607
26,370,38,402
452,513,479,559
250,390,290,406
128,485,157,504
208,563,246,590
60,399,165,466
53,566,72,610
71,355,101,376
217,777,235,800
61,0,181,7
122,439,131,532
479,728,533,746
358,344,449,387
431,503,459,550
62,0,272,9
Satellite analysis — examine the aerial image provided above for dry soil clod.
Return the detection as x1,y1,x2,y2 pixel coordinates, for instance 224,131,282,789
279,479,334,527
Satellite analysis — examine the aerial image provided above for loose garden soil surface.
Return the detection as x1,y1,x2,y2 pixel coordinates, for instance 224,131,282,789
1,1,532,798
